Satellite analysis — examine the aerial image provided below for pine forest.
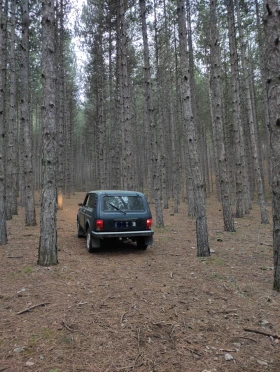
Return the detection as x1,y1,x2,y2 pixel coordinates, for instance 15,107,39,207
0,1,280,369
1,0,280,279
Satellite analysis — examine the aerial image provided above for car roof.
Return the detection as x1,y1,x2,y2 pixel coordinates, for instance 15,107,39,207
87,190,145,197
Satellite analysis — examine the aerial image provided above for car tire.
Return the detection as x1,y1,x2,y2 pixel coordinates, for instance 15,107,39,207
86,228,94,253
137,237,148,250
77,220,84,238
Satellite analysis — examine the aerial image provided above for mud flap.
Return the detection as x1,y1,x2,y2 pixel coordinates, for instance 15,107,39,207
92,238,101,248
144,236,153,246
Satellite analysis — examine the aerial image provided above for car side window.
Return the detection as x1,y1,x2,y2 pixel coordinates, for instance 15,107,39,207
87,194,95,209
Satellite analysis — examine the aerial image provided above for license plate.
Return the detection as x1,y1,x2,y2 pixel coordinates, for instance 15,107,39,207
115,221,136,228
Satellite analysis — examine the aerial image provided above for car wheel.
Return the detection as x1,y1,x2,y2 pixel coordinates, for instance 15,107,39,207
77,220,84,238
86,228,94,253
137,237,148,250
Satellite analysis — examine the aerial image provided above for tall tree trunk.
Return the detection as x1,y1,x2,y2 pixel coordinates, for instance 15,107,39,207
56,0,65,209
21,0,36,226
153,0,168,209
209,0,235,232
108,11,120,189
140,0,164,227
96,24,106,190
227,0,251,217
209,81,221,201
38,0,58,266
186,0,209,198
0,0,7,245
177,0,210,257
235,0,268,224
162,0,179,213
2,0,8,218
65,83,72,198
264,0,280,291
6,0,17,219
119,0,133,190
256,0,272,186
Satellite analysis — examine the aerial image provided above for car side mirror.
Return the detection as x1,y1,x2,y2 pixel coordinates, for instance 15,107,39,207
78,203,83,207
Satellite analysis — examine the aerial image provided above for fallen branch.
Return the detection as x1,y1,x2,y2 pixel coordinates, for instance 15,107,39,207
77,301,88,306
235,335,257,342
62,320,76,332
62,249,71,256
244,328,279,339
219,348,238,352
7,256,22,259
121,311,129,325
223,284,231,291
153,321,174,326
179,346,202,356
17,302,50,315
219,309,238,314
137,328,141,353
132,352,141,372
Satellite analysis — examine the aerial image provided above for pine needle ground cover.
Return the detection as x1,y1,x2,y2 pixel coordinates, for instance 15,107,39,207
0,194,279,372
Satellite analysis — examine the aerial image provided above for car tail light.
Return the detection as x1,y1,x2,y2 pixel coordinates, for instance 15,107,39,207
146,219,152,229
96,220,104,231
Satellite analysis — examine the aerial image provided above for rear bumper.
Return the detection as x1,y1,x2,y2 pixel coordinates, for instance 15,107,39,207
92,230,154,239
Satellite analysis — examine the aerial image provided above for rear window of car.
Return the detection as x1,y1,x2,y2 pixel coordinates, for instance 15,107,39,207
102,195,145,212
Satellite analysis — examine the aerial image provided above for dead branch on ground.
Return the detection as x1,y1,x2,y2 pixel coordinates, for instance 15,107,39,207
16,302,50,315
244,328,279,339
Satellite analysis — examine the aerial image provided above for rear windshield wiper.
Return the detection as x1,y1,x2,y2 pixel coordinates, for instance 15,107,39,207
109,203,126,215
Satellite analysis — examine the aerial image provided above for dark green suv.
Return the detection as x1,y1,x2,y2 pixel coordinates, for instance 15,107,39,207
77,190,154,252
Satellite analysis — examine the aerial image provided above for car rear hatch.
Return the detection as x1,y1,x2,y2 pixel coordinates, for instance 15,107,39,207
101,195,149,232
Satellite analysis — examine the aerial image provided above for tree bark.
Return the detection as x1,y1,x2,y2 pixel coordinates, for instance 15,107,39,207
227,0,251,217
119,0,134,190
209,0,235,232
21,0,36,226
0,0,7,245
38,0,58,266
56,0,65,209
153,0,168,210
6,0,17,219
140,0,164,227
255,0,272,187
264,0,280,291
235,0,268,224
177,0,210,257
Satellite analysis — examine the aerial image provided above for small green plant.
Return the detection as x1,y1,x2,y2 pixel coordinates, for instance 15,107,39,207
205,257,224,266
60,335,73,345
23,266,32,274
212,272,225,280
40,328,54,339
239,283,255,298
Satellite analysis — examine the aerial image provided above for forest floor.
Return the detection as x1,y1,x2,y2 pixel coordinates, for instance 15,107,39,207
0,192,279,372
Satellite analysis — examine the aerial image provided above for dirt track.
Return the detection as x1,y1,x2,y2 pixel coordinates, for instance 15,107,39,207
0,193,279,371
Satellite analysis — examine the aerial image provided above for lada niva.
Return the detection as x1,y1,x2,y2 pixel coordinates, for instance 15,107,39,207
77,190,154,252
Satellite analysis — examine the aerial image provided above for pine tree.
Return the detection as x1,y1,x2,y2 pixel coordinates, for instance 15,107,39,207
38,0,58,266
0,0,7,245
177,0,210,257
264,0,280,291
